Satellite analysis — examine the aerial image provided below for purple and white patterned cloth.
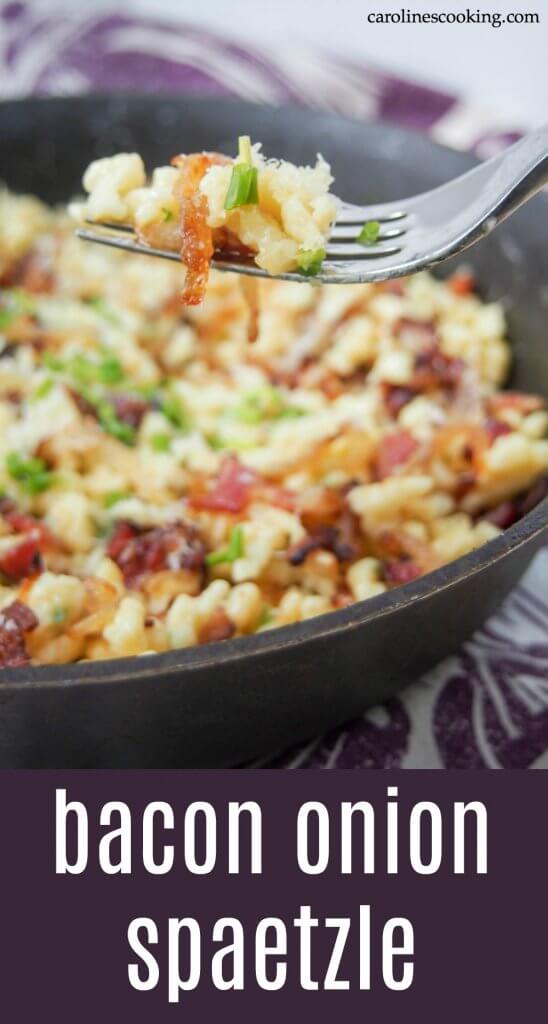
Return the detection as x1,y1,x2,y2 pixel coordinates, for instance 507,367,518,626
1,1,546,768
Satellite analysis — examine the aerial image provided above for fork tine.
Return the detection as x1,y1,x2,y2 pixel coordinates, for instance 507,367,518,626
84,219,134,233
329,223,407,241
336,204,408,226
77,225,406,272
325,242,403,259
76,228,182,262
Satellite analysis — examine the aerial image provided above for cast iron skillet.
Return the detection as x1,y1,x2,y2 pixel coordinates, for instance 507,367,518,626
0,95,546,767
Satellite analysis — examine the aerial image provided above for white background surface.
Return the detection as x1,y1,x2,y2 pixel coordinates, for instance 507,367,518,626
124,0,548,128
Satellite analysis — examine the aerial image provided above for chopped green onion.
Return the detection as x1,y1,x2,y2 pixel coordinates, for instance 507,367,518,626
276,405,306,419
224,164,259,211
85,296,119,324
161,207,174,222
9,289,36,314
71,352,124,387
31,378,54,401
96,399,136,446
96,353,125,385
232,402,263,425
206,432,226,451
0,308,16,331
224,135,259,211
257,605,273,630
6,452,56,495
42,352,64,372
206,525,244,566
103,491,130,508
161,392,190,431
133,382,159,400
0,288,35,327
0,290,36,330
296,248,326,277
232,386,305,424
232,390,273,424
42,350,124,387
150,432,171,452
357,220,381,246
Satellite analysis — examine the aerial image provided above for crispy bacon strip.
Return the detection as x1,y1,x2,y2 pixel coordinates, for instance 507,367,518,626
189,455,258,513
197,606,235,645
106,521,206,588
171,152,232,306
0,600,38,667
374,430,419,480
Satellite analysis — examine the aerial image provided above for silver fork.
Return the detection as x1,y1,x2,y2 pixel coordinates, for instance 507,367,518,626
76,125,548,285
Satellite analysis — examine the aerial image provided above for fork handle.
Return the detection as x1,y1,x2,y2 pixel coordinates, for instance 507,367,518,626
421,123,548,258
489,123,548,220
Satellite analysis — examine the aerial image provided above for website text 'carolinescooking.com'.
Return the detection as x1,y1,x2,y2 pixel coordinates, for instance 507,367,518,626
366,8,540,27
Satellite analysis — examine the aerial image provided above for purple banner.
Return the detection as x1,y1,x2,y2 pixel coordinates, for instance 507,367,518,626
0,770,544,1020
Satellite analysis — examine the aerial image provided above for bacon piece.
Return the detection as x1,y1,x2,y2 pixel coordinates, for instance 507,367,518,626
519,476,548,516
334,587,354,608
374,526,432,578
251,484,296,512
487,392,544,417
381,279,406,296
448,270,475,296
67,386,96,418
287,532,329,566
297,487,344,532
0,497,57,550
106,521,136,562
287,526,354,567
0,600,38,667
484,418,512,445
106,521,206,588
411,346,464,392
375,529,426,585
197,606,235,645
68,388,150,429
479,476,548,530
289,489,361,565
0,536,44,582
0,497,56,579
189,456,258,513
17,252,55,294
482,501,519,530
171,152,232,306
374,430,419,480
382,559,422,585
453,471,477,501
382,383,418,417
432,423,488,476
109,393,150,429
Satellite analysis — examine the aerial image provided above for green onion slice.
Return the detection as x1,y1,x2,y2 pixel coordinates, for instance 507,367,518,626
6,452,56,495
296,248,326,277
161,392,191,432
206,525,244,566
224,135,259,211
150,432,171,452
31,378,54,401
357,220,381,246
103,491,130,508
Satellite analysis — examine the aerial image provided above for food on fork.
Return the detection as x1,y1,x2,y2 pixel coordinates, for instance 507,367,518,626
70,137,339,304
0,188,547,667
